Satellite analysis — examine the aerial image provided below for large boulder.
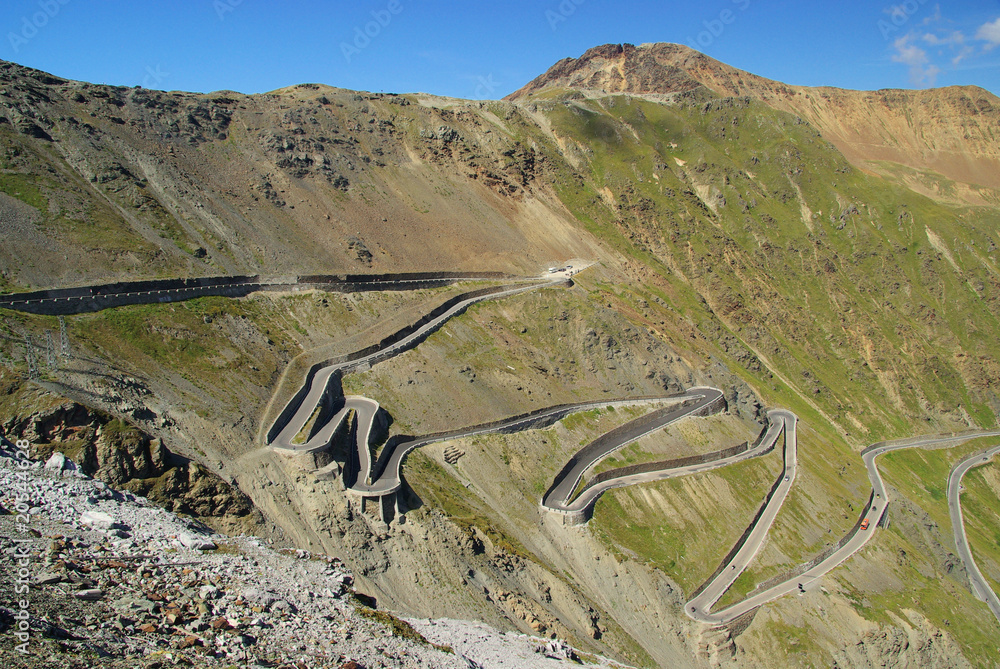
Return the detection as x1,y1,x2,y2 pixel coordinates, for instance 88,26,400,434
80,510,116,530
177,532,216,551
44,451,81,477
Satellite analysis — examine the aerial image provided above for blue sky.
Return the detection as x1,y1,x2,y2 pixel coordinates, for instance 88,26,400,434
2,1,998,98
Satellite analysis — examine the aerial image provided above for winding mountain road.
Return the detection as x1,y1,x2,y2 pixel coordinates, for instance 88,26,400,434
541,388,724,511
683,428,1000,624
686,410,796,623
267,279,555,450
948,443,1000,623
557,416,779,516
264,268,1000,628
352,393,710,496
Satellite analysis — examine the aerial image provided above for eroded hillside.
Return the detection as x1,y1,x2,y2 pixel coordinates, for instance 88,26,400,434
0,60,602,290
2,52,1000,668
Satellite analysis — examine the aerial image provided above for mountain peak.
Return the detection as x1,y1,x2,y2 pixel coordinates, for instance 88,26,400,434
507,42,730,100
508,43,1000,190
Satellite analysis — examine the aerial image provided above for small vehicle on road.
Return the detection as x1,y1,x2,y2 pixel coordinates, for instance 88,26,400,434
860,518,870,531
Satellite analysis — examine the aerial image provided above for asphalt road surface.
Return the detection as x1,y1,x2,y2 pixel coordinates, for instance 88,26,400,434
0,275,516,307
556,402,784,516
686,410,797,623
265,266,1000,627
541,387,724,512
267,279,559,461
948,442,1000,624
686,427,1000,625
351,395,697,496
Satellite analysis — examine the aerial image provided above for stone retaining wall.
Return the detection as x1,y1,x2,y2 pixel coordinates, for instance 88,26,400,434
688,421,782,601
0,272,515,316
373,395,681,484
742,490,875,598
583,440,749,492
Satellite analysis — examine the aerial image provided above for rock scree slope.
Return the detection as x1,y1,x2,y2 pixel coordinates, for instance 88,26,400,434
2,46,1000,667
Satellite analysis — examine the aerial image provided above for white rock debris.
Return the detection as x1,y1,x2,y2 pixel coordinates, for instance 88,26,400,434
407,618,632,669
0,438,630,669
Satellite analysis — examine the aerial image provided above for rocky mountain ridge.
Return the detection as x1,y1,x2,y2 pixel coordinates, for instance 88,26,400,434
1,48,999,668
508,42,1000,193
0,58,598,292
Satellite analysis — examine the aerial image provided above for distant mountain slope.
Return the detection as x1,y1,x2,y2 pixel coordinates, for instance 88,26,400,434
0,60,600,291
3,52,1000,668
508,43,1000,191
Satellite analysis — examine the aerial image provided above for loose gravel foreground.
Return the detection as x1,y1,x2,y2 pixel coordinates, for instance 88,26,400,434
0,438,631,668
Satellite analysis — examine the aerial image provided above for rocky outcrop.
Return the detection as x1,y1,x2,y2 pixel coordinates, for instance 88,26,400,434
417,113,544,197
2,390,260,534
14,399,165,485
123,462,256,527
832,611,972,669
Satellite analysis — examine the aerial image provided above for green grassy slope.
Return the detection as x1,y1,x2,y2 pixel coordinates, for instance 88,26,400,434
516,89,1000,661
3,66,999,664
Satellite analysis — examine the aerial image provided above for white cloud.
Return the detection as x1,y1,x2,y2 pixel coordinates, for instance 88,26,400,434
891,35,940,85
952,45,974,66
921,30,964,46
887,13,1000,85
922,65,941,84
892,35,926,66
975,17,1000,49
921,4,942,26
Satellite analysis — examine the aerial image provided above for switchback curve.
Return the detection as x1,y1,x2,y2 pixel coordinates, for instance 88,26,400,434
948,443,1000,623
264,272,1000,628
685,427,1000,625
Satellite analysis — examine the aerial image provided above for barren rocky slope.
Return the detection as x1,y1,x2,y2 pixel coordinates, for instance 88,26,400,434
1,50,1000,668
0,60,602,291
0,435,630,669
